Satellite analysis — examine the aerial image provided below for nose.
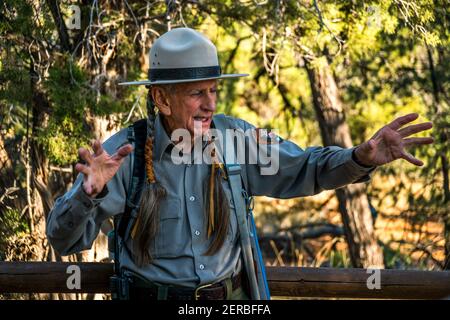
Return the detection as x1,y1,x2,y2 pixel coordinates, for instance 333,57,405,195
202,91,216,113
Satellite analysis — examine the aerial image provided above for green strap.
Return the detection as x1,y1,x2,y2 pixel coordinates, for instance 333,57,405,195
212,115,262,300
227,164,261,300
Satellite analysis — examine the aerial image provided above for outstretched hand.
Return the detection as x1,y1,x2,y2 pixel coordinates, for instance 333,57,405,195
75,140,133,198
354,113,433,167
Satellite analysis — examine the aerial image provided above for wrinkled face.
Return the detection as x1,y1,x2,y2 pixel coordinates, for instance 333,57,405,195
153,79,218,137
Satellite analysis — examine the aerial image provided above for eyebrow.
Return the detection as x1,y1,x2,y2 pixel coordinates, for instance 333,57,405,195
187,86,217,93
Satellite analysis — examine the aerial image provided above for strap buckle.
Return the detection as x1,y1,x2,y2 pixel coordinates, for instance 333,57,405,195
194,282,215,300
226,164,241,176
242,190,254,209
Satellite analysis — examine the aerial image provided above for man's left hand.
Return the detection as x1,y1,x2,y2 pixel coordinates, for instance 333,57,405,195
354,113,434,167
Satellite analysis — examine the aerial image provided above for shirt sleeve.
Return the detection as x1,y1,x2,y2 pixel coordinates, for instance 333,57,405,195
227,116,376,198
46,129,131,256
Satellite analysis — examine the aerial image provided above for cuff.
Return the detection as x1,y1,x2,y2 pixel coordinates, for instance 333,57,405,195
351,148,374,169
342,147,376,183
73,183,109,211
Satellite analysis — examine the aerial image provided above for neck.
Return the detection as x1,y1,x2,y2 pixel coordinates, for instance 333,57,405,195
160,114,174,137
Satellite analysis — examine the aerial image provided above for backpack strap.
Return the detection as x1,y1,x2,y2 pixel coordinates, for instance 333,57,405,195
117,119,148,240
226,164,261,300
110,119,148,300
213,114,271,300
247,193,271,299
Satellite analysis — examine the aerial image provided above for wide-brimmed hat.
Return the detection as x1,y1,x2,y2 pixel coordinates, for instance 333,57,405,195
119,28,248,86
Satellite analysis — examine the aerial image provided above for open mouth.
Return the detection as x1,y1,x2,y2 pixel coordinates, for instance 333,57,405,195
193,116,211,123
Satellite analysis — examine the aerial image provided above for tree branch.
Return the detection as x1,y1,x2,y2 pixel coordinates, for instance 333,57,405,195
45,0,72,52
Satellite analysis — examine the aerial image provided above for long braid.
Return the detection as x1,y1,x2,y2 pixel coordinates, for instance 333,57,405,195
204,139,230,256
131,91,166,266
144,98,157,183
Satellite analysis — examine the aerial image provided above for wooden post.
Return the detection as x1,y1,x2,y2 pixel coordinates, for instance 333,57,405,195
267,266,450,299
1,262,449,299
0,262,112,294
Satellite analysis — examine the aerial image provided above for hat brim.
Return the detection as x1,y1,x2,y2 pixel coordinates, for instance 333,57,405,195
118,73,248,86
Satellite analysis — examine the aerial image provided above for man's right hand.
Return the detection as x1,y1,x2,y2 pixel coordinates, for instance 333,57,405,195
75,140,133,198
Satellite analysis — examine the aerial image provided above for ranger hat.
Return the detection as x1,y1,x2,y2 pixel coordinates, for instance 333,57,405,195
119,28,248,85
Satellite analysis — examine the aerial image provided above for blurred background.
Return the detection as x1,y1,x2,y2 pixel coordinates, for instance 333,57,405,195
0,0,449,299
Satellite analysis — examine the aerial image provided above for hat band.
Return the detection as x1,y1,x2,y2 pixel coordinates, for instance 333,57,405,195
149,66,221,82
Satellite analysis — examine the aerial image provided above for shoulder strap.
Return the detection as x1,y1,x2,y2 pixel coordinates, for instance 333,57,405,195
213,115,270,300
226,164,261,299
117,119,148,240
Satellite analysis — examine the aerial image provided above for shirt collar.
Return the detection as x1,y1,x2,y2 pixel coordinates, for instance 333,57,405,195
153,113,215,162
153,113,174,162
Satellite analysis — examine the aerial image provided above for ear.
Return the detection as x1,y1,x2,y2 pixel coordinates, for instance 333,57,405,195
151,86,172,116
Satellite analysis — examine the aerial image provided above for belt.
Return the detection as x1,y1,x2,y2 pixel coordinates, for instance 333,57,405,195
128,272,243,300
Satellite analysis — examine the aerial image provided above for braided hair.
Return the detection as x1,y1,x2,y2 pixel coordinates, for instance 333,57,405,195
131,90,166,267
204,139,230,256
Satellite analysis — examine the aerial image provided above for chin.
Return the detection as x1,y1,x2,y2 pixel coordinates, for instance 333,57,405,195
191,120,212,136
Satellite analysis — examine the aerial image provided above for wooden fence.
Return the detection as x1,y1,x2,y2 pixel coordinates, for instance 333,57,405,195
1,262,449,299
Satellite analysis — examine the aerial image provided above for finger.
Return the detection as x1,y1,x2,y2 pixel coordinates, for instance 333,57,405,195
403,137,434,147
78,147,94,165
83,182,93,195
401,151,424,166
92,139,104,157
398,122,433,138
368,138,378,150
111,144,133,161
387,113,419,130
75,163,90,175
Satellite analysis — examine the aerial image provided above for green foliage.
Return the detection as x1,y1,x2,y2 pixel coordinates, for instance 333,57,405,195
0,209,29,261
39,58,95,164
329,247,352,268
0,209,29,236
383,242,413,269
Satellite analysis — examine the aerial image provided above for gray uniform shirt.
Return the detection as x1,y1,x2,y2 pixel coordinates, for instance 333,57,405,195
46,114,374,287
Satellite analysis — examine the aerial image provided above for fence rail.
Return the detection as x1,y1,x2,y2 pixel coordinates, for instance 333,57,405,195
1,262,449,299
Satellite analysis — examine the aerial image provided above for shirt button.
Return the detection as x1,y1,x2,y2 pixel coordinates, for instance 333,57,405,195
189,196,196,202
195,230,200,236
199,264,205,270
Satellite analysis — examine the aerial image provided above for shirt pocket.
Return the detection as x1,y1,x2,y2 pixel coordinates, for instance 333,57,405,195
153,196,183,258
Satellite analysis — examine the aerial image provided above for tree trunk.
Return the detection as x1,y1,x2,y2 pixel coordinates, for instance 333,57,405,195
442,154,450,269
426,44,450,269
304,58,384,268
45,0,72,52
29,69,53,263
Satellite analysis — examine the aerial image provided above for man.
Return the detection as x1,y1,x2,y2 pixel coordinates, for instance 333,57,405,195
46,28,433,300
